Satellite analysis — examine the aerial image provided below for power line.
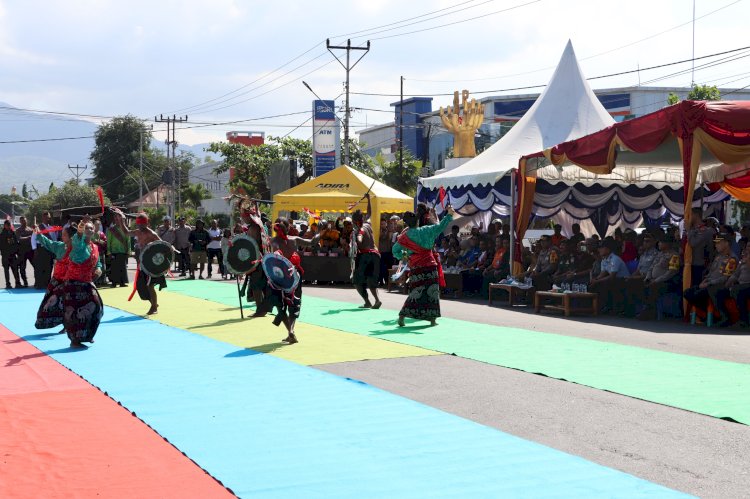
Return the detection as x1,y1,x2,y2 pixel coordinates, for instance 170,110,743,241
408,0,745,83
351,44,750,97
171,0,487,113
368,0,541,41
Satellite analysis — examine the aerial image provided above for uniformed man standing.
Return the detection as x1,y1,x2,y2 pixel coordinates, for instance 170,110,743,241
622,232,659,316
683,233,736,323
686,209,717,286
637,235,681,320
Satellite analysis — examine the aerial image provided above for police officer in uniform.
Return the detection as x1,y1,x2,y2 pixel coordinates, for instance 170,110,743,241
637,235,681,320
552,239,577,287
686,209,718,286
622,232,659,316
714,247,750,326
683,233,737,323
529,235,558,291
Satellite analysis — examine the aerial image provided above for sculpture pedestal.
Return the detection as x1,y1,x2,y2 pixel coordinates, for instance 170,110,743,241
434,157,471,176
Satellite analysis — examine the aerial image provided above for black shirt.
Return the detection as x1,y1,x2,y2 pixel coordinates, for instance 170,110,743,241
189,228,210,252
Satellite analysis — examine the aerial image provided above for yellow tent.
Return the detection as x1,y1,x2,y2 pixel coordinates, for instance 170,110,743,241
272,165,413,246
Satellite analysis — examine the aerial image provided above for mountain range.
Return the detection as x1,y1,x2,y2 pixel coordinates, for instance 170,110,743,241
0,102,216,196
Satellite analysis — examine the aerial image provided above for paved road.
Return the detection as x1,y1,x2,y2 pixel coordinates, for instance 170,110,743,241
305,285,750,498
18,261,750,497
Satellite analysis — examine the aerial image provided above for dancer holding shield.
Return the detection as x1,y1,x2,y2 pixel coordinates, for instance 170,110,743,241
392,203,455,327
115,210,169,315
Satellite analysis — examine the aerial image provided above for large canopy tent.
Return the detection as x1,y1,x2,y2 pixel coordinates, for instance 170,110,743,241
419,40,616,214
418,41,726,236
271,165,413,244
516,99,750,293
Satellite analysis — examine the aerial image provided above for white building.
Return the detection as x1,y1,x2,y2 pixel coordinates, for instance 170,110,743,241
190,161,231,215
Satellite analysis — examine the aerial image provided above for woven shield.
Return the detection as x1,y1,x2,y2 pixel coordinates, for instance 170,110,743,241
226,234,261,275
140,240,174,277
262,253,299,292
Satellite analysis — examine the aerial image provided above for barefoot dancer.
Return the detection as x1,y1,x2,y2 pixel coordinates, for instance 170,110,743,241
352,193,382,309
63,220,104,348
116,211,165,315
235,197,272,318
267,217,313,344
392,204,454,327
34,225,77,332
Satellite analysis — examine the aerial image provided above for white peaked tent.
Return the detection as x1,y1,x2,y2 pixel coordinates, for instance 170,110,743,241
420,40,615,192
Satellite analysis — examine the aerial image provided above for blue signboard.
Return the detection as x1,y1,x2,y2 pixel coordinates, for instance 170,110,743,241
313,99,339,176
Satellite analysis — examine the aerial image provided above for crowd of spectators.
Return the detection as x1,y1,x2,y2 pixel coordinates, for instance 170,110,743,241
7,207,750,328
433,209,750,327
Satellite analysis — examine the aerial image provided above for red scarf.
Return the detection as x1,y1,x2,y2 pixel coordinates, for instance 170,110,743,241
396,230,445,287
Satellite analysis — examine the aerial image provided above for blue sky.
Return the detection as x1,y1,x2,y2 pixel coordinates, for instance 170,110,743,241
1,0,748,145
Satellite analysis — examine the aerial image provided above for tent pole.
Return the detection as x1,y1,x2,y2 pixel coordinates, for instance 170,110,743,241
509,169,515,278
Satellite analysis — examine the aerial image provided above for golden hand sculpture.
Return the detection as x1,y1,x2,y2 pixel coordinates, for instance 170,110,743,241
439,90,485,158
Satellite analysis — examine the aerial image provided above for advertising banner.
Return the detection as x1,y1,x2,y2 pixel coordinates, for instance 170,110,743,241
312,100,340,177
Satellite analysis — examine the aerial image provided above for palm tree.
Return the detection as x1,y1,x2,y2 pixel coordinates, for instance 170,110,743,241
182,183,211,209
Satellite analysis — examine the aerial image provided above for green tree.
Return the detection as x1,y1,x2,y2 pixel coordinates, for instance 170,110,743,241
207,141,281,198
380,149,421,197
688,84,721,101
26,180,109,221
182,183,212,209
143,206,167,229
667,85,721,106
345,140,378,178
90,115,151,202
21,183,28,199
48,182,56,193
0,193,24,219
276,136,313,183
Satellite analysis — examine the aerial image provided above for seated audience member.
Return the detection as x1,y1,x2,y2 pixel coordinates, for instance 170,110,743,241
552,239,578,287
458,235,481,269
590,237,630,313
713,247,750,327
721,224,741,257
551,224,566,247
303,223,317,239
340,218,354,252
683,233,737,324
525,235,558,291
569,223,585,246
621,229,639,272
482,236,510,294
738,223,750,255
637,235,682,320
443,239,460,267
574,238,596,282
320,221,340,250
622,232,659,316
447,224,461,247
464,238,491,294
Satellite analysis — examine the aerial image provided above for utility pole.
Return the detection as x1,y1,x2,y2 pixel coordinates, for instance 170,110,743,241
154,114,187,219
326,38,370,166
138,125,153,210
68,164,87,184
399,75,404,171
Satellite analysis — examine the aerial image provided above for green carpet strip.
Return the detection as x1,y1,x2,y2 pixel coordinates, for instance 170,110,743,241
166,280,750,425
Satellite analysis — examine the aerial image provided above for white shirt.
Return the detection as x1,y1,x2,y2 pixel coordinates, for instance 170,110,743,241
207,228,222,249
